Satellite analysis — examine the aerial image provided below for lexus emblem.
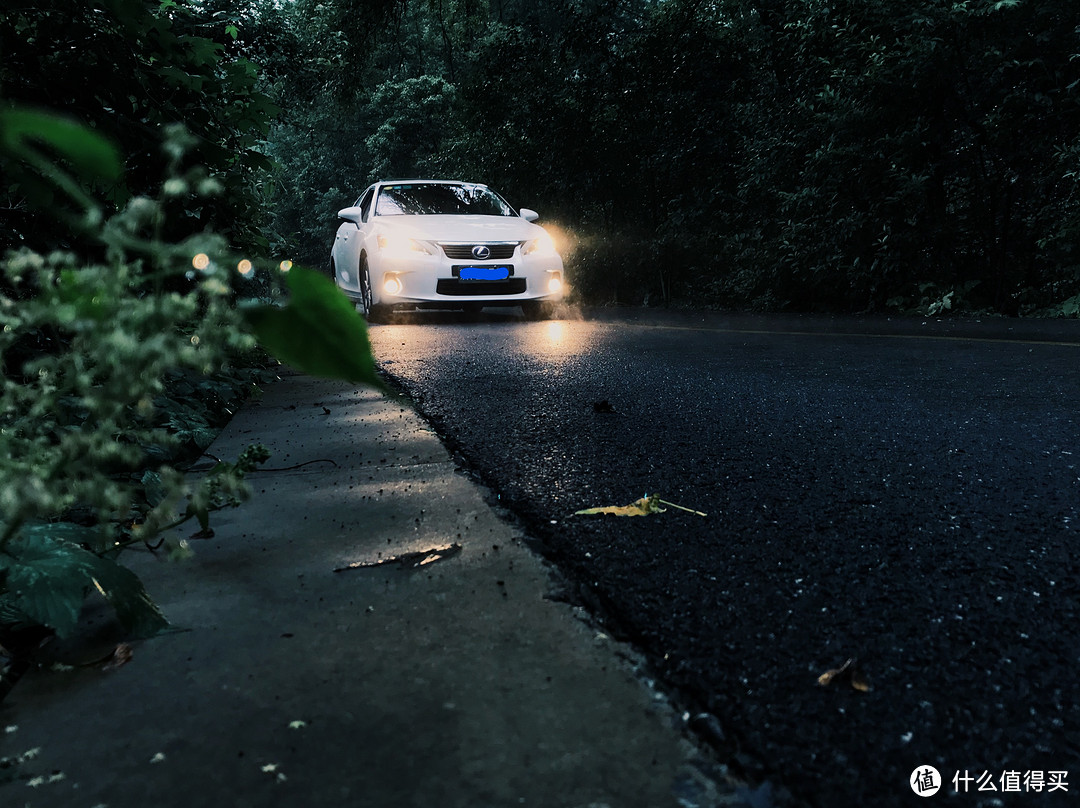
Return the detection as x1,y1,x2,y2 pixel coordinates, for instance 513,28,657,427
471,245,491,260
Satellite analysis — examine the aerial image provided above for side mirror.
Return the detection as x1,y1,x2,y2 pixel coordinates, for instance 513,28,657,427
338,206,365,226
519,208,540,223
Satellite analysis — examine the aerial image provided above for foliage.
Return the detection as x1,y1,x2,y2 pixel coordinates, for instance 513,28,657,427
242,0,1080,314
243,266,383,388
0,119,264,654
716,0,1080,313
0,0,279,254
0,1,383,693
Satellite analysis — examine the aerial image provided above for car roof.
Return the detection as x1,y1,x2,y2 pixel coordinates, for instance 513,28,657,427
378,178,473,184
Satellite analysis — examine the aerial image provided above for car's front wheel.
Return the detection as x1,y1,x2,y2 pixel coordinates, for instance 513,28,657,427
359,257,391,323
358,256,373,314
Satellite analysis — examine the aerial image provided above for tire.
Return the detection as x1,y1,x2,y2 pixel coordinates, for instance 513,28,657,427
357,257,392,322
358,256,374,317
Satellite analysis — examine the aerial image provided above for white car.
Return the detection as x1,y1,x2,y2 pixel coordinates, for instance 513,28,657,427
331,179,564,320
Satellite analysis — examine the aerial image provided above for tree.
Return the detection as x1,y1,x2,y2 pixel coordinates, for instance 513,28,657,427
1,0,279,255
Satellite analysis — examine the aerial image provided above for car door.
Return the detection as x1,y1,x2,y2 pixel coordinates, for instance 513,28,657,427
333,187,374,295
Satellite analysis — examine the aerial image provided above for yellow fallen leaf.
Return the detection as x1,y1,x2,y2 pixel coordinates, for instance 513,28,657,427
575,493,707,517
851,669,872,692
817,658,871,692
575,494,667,516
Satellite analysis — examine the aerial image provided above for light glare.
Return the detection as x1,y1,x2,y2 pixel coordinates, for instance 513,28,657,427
192,253,210,270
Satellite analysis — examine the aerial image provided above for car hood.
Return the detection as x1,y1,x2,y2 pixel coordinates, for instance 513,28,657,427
375,215,546,243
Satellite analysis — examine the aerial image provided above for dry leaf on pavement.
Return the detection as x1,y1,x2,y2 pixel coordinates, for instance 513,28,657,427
817,658,871,692
575,493,707,517
575,494,667,516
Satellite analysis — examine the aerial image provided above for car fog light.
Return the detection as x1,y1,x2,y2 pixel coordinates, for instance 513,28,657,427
384,276,403,296
547,275,563,294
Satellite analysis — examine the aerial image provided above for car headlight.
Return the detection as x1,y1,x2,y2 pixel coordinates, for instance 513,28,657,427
377,232,435,255
522,233,557,256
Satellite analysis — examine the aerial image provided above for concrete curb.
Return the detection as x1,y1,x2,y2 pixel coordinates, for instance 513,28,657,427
0,370,740,807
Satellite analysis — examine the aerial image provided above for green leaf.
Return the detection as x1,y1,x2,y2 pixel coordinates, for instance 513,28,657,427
158,66,205,92
0,108,122,183
0,528,167,638
86,556,169,638
243,267,384,388
0,532,99,637
21,521,100,546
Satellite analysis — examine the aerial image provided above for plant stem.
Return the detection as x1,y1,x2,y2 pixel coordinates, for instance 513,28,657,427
657,499,707,517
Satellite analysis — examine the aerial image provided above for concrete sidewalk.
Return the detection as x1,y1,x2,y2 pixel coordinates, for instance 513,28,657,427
0,370,740,808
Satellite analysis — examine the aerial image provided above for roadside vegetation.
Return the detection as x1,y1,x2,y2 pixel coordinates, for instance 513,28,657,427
247,0,1080,315
0,0,380,700
1,0,1078,699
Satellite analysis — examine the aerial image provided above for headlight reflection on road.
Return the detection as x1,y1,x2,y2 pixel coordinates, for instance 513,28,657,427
514,318,593,365
544,320,566,345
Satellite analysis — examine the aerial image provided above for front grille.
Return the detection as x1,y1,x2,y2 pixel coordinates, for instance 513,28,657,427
436,279,527,296
440,242,518,260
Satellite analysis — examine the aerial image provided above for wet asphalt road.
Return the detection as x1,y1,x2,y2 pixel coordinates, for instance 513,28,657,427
368,307,1080,807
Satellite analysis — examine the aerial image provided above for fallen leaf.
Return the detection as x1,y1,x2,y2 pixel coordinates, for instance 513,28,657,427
575,494,707,517
575,494,667,517
102,643,133,671
334,543,462,572
817,658,871,692
851,669,872,692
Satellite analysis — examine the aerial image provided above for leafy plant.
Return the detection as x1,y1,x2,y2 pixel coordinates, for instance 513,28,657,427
0,118,253,686
0,108,379,698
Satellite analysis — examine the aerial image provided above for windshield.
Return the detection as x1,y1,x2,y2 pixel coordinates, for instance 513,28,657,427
375,183,516,217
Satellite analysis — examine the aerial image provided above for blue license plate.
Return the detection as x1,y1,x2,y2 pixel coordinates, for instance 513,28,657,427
459,266,510,280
